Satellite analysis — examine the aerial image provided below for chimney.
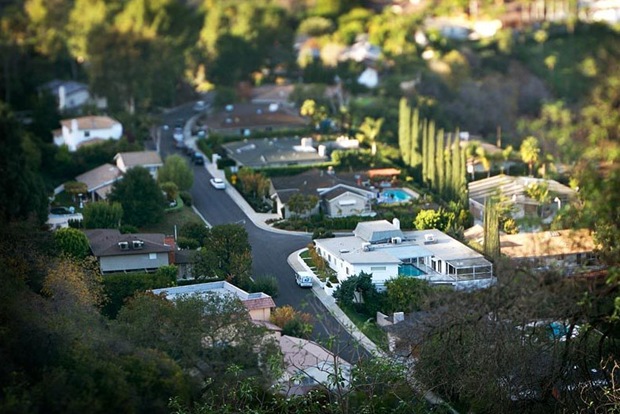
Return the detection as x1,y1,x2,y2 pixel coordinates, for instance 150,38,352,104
393,312,405,323
392,218,400,229
58,85,66,110
164,235,176,264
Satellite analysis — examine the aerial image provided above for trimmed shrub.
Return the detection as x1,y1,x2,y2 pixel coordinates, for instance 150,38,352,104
179,191,192,206
176,236,200,250
102,266,177,318
250,276,279,298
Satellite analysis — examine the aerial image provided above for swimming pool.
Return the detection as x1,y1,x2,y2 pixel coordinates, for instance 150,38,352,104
379,188,413,203
399,264,426,277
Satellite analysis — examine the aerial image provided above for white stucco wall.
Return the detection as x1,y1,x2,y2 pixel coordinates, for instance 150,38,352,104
60,122,123,152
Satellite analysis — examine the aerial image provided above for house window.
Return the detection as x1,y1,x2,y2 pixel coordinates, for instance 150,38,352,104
84,131,90,137
346,267,349,275
149,253,157,260
370,266,386,271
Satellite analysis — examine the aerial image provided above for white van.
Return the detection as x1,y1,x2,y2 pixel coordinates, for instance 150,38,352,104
295,271,313,288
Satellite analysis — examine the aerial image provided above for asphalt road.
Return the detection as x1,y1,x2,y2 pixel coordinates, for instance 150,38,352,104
157,104,368,362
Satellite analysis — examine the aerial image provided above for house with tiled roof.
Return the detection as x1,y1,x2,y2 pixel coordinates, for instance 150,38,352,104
152,281,276,322
114,151,163,179
75,163,122,201
53,115,123,151
84,229,174,274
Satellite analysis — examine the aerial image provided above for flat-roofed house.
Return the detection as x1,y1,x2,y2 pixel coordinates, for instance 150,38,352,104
152,281,276,322
53,116,123,152
223,136,327,169
314,219,494,290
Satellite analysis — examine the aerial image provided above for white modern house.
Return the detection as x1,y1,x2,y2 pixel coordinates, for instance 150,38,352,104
314,219,494,290
53,116,123,152
152,281,276,322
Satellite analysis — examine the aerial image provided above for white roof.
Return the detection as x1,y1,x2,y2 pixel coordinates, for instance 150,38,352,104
353,220,404,243
316,225,489,267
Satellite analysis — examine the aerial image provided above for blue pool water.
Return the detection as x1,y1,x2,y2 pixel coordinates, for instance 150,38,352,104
380,188,412,203
399,264,426,277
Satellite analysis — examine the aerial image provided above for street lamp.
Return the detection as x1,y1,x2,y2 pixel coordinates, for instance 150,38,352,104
554,196,561,210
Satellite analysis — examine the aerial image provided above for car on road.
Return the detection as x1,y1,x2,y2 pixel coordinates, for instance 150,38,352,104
173,127,183,141
192,152,205,165
295,271,314,288
193,100,206,112
210,178,226,189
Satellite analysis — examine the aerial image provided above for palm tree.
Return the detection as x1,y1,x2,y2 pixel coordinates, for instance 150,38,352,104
520,136,541,176
356,117,384,156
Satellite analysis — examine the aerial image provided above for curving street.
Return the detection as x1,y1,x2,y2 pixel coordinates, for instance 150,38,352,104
157,104,369,362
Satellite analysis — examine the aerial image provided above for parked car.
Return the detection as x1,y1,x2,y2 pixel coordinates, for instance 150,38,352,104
173,127,183,142
295,271,313,288
192,152,205,165
210,178,226,190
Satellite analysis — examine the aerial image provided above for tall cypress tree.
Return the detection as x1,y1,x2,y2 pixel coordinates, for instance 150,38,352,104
410,108,421,173
483,198,500,259
422,118,429,184
451,134,463,203
427,120,436,189
444,133,453,200
436,129,445,196
398,98,411,166
460,146,468,205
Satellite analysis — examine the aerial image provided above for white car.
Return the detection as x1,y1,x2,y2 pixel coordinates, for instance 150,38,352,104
173,127,184,141
193,100,206,112
210,178,226,190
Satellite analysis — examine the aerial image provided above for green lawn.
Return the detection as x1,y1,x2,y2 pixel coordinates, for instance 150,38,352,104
140,206,204,235
341,306,389,352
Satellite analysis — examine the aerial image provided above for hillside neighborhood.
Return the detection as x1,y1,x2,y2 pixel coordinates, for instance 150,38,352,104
1,0,619,413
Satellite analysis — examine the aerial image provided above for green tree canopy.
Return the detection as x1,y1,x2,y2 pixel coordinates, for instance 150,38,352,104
520,136,541,176
109,166,165,227
83,201,123,229
158,154,194,191
384,276,432,314
54,227,91,260
287,193,319,217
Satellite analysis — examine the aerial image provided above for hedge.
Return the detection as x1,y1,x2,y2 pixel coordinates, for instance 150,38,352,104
102,265,177,318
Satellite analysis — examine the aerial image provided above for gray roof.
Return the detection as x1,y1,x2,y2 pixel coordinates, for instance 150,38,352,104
84,229,172,257
207,102,308,132
223,137,327,168
353,220,404,243
41,79,89,96
270,168,373,203
115,151,163,168
152,281,276,311
468,174,576,205
75,163,121,192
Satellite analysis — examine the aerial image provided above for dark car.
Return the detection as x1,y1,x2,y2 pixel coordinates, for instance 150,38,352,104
192,152,205,165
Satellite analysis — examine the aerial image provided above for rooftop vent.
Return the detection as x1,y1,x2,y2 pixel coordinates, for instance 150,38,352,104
132,240,144,249
362,242,372,252
391,236,402,244
118,241,129,250
423,234,437,244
